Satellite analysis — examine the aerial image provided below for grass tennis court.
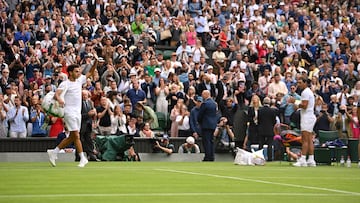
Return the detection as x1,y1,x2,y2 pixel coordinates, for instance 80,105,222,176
0,162,359,203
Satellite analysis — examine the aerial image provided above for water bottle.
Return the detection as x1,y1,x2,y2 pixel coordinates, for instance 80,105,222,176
340,156,345,167
283,152,288,161
346,156,351,168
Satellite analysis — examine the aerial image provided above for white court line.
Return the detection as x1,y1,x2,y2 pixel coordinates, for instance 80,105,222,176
0,192,353,199
157,169,360,196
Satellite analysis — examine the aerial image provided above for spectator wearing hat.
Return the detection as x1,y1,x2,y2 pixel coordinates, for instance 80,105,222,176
316,50,330,67
268,55,280,74
78,23,93,41
218,3,230,27
188,0,202,18
188,92,202,134
3,84,16,109
285,37,297,56
336,85,350,106
94,57,106,76
141,27,157,48
28,68,44,88
117,67,131,94
204,65,216,84
214,116,235,153
40,75,56,96
178,136,200,153
81,53,95,75
245,81,265,102
93,25,106,39
152,67,163,87
153,134,175,154
124,114,139,137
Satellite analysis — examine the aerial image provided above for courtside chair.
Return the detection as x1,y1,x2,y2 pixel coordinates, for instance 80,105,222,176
318,130,348,164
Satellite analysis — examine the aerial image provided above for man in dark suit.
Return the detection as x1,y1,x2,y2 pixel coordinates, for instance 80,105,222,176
88,0,105,18
196,74,216,98
77,90,99,161
257,97,277,161
197,90,218,161
215,75,231,104
141,74,156,109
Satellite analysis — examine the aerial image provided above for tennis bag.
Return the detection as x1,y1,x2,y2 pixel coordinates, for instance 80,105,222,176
42,91,65,118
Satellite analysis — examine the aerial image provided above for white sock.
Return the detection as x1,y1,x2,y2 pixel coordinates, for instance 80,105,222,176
300,155,306,161
53,147,60,153
308,155,314,161
79,152,86,160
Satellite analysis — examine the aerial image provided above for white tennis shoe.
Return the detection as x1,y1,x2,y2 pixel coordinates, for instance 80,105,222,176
78,158,88,168
293,159,307,167
47,149,57,167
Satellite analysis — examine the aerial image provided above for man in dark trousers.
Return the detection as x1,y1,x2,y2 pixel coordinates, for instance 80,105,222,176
258,97,277,161
197,90,218,161
76,90,99,161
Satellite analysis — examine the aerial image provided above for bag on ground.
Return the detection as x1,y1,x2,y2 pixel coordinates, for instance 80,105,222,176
234,147,266,166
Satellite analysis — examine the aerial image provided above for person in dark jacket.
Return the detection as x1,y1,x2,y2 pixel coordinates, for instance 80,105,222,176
197,90,218,161
258,97,277,161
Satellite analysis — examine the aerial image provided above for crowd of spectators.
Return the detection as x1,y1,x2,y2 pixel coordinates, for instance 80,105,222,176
0,0,359,155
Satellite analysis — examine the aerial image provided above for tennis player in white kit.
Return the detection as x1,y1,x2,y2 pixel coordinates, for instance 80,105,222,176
293,77,317,167
48,62,97,167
